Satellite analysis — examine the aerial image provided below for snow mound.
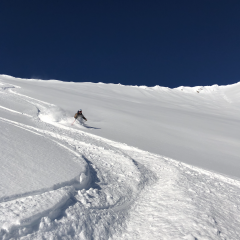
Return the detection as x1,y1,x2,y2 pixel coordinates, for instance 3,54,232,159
0,119,89,202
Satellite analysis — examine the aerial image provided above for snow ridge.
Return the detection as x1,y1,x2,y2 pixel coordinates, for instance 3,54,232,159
1,74,239,94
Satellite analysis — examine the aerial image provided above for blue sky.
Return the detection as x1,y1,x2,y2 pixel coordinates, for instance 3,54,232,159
0,0,240,88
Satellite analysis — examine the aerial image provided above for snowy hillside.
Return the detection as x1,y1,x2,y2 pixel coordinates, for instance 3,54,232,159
1,75,240,239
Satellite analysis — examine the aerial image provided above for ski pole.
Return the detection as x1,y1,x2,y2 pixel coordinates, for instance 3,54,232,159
71,119,76,125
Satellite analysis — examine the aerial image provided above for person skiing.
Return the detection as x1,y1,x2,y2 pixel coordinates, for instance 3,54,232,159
74,109,87,121
72,109,87,125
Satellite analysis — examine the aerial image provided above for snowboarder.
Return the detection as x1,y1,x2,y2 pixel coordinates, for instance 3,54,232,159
72,109,87,125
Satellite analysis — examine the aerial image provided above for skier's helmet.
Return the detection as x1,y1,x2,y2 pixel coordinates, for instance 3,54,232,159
79,109,82,112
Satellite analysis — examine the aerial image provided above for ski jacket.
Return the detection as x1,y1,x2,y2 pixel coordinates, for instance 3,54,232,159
74,112,87,121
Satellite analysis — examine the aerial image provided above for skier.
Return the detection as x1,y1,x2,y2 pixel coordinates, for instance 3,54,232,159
72,109,87,125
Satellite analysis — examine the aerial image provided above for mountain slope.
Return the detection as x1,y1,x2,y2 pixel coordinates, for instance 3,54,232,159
1,75,240,178
0,75,240,239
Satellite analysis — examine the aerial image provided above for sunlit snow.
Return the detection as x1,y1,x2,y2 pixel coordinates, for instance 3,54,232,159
0,75,240,239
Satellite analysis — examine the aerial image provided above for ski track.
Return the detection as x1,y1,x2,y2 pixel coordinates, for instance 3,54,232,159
0,82,240,239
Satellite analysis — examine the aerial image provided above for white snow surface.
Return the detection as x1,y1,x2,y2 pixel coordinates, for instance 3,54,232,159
0,75,240,239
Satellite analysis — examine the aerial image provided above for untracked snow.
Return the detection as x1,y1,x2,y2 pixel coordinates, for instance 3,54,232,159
0,75,240,239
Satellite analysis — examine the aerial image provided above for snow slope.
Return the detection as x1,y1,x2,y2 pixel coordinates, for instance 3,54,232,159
0,75,240,239
2,75,240,178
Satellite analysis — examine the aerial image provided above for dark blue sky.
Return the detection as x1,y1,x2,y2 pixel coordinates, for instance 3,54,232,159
0,1,240,88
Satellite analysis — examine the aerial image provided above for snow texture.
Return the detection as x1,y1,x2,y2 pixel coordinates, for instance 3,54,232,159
0,75,240,239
